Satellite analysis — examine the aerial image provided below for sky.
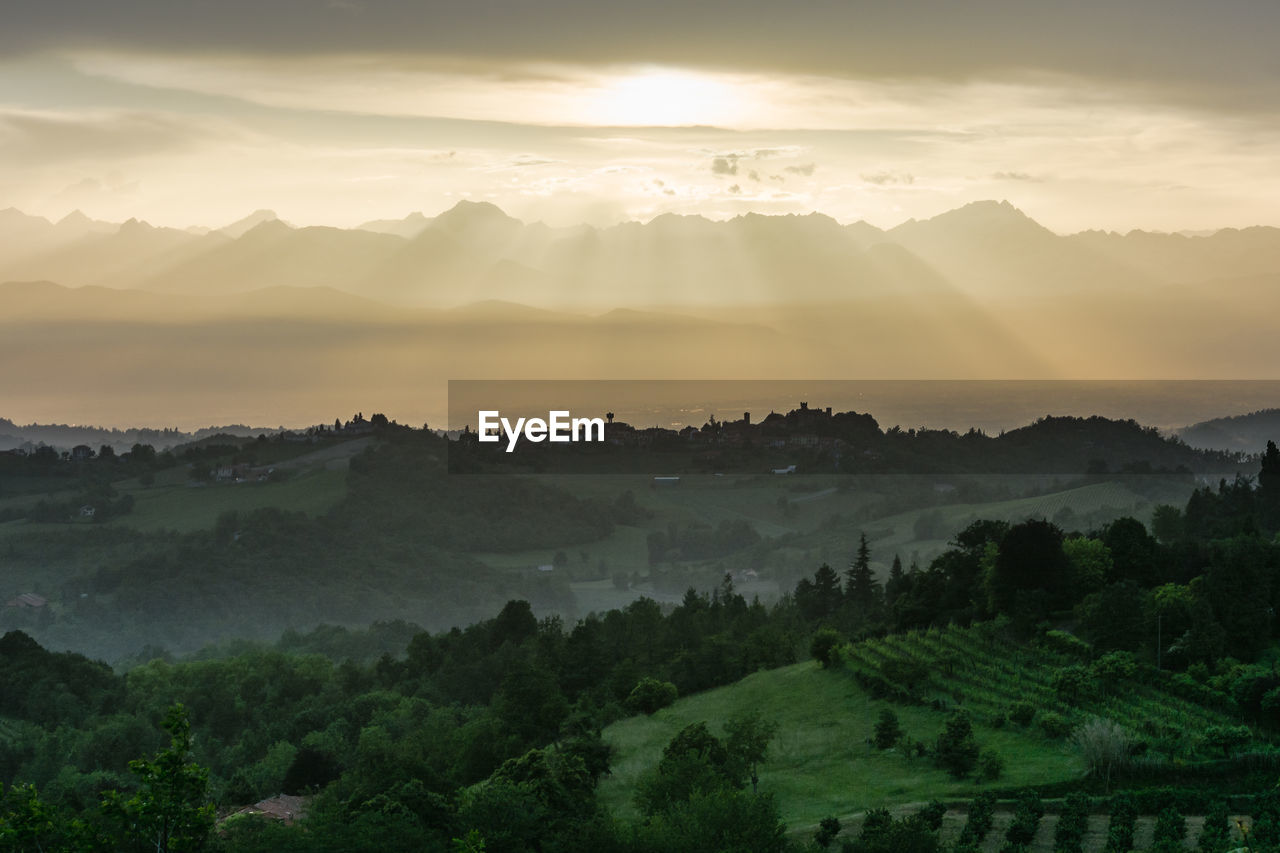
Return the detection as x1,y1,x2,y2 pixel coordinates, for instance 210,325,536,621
3,0,1279,233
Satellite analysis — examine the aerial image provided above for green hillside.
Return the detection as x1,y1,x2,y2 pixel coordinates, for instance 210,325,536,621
600,621,1256,832
600,658,1082,829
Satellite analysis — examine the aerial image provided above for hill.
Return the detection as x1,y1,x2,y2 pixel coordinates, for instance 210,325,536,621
1178,408,1280,454
600,621,1256,832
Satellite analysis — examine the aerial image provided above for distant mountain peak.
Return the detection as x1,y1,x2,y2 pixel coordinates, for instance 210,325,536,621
218,209,281,239
238,218,293,239
434,199,519,226
58,209,91,226
890,198,1051,238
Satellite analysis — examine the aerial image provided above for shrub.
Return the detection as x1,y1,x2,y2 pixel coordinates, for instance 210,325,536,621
1053,791,1091,853
916,800,947,832
873,709,902,750
1150,805,1185,853
976,748,1004,782
1198,799,1229,852
810,628,843,669
1042,629,1092,659
935,711,979,779
859,807,893,841
1003,789,1044,848
1038,711,1073,739
814,815,841,848
1008,702,1035,727
1072,717,1132,792
626,678,678,715
957,791,996,846
1051,664,1097,705
1104,793,1136,853
1203,724,1251,758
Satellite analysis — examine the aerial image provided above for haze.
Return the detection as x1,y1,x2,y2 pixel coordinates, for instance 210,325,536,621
3,2,1280,233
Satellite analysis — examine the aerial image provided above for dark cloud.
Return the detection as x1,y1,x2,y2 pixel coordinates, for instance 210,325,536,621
747,170,760,182
784,163,816,176
711,156,738,176
728,183,741,194
5,2,1278,114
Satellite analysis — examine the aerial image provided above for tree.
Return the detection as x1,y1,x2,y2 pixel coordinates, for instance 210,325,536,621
985,519,1070,616
1063,536,1111,592
1203,724,1251,758
810,628,842,669
626,678,678,715
814,816,841,848
845,534,880,616
723,711,779,794
812,564,842,619
1072,717,1131,792
1260,440,1280,532
0,783,75,853
635,722,740,816
873,709,902,750
934,711,979,779
100,704,214,853
884,555,909,607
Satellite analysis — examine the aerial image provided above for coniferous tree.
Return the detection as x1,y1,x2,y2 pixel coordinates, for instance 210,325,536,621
844,534,881,618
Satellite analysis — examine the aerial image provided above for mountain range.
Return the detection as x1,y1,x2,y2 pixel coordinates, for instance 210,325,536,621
4,200,1280,308
3,200,1280,428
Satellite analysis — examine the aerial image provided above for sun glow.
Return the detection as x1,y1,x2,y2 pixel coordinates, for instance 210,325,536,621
589,69,746,127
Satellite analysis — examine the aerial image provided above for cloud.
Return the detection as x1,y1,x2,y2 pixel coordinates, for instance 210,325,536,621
861,171,915,185
992,171,1042,182
0,109,202,163
4,2,1279,116
728,183,741,194
747,170,760,182
711,156,738,176
784,163,816,176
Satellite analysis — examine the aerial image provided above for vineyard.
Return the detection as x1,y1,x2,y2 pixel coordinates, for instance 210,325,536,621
844,621,1242,759
832,789,1280,852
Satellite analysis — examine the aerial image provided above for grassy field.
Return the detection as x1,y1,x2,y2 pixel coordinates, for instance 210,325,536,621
598,658,1083,830
102,467,348,533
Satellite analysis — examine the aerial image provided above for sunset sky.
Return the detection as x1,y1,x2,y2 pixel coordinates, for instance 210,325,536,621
3,1,1279,233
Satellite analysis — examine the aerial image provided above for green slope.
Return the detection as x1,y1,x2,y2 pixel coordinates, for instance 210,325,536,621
599,658,1083,830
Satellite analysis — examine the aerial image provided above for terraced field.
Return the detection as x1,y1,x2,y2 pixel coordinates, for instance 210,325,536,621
844,622,1238,754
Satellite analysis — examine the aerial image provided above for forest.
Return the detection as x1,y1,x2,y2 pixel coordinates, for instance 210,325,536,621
1,438,1280,850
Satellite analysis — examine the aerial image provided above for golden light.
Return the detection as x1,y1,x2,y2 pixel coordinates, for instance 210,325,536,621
589,68,747,127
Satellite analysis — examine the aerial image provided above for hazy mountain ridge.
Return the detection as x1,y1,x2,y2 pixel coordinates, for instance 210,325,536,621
4,200,1280,308
6,201,1280,427
1178,408,1280,454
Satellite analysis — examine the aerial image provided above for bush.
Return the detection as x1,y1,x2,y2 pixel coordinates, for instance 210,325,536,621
957,791,996,846
810,628,843,669
1038,711,1072,739
1053,791,1091,853
873,709,902,750
916,800,947,832
935,711,979,779
1198,800,1229,852
1203,724,1251,758
976,748,1004,781
1104,793,1136,853
626,678,678,715
1150,805,1185,853
1008,702,1036,727
1003,790,1044,848
1041,629,1092,659
815,815,841,848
